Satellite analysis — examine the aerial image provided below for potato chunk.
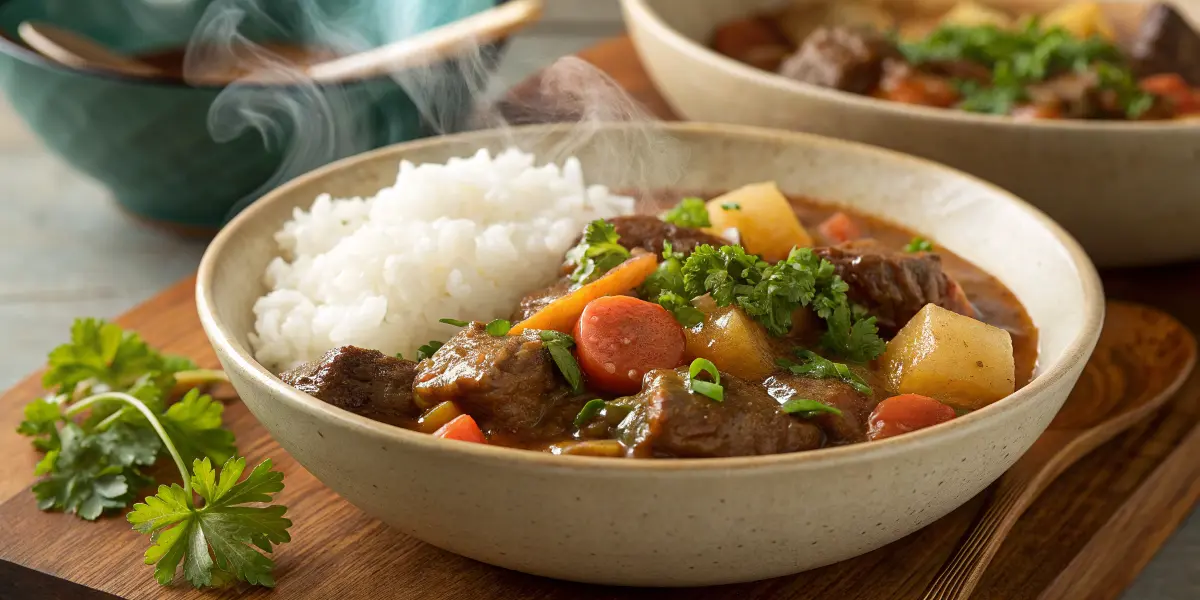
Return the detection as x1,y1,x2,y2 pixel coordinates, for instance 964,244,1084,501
938,1,1013,29
1041,1,1115,41
881,304,1015,409
706,182,813,263
684,304,775,380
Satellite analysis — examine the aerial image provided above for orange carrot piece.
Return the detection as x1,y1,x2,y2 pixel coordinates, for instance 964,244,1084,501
509,253,659,335
432,414,487,444
817,212,861,245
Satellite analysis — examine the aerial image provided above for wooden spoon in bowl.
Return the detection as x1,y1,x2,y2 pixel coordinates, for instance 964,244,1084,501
17,21,164,78
921,300,1196,600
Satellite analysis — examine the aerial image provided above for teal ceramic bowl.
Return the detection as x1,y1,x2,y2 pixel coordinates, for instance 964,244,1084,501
0,0,506,229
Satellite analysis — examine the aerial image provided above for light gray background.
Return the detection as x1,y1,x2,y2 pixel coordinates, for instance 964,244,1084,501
0,1,1193,597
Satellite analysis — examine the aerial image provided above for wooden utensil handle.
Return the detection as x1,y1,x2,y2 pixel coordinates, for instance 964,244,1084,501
306,0,544,83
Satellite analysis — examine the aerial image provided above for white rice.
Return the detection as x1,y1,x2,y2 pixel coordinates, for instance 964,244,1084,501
249,148,636,372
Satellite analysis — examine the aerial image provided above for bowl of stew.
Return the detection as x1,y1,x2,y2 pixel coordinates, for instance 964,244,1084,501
197,122,1103,586
622,0,1200,267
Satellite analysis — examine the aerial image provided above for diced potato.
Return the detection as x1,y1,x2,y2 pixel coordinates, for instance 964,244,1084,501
706,182,813,263
880,304,1015,409
684,304,775,380
1041,1,1115,40
938,1,1014,28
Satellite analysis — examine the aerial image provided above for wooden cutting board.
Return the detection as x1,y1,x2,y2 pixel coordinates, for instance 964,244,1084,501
1,37,1199,600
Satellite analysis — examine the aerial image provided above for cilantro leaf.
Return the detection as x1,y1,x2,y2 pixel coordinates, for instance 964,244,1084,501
662,197,711,228
17,396,63,451
565,220,631,285
32,422,159,520
129,457,291,588
43,319,169,393
161,389,237,466
778,349,874,396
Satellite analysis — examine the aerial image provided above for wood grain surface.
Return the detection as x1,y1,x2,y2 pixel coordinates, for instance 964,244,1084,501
0,35,1198,600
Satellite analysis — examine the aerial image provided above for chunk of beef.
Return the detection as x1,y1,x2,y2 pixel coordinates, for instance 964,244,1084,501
778,26,900,94
608,215,727,255
511,277,572,322
765,374,877,444
1132,3,1200,86
414,322,571,437
1024,70,1175,120
281,346,419,424
617,368,823,458
814,240,975,335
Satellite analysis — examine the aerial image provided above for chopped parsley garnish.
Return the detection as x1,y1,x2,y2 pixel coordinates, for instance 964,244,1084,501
663,197,711,228
688,358,723,402
565,220,631,285
640,242,704,327
721,203,741,211
899,21,1153,118
781,398,843,418
904,236,934,253
540,330,583,393
485,319,512,336
439,318,469,327
821,304,887,363
416,341,444,361
573,399,607,428
777,349,874,396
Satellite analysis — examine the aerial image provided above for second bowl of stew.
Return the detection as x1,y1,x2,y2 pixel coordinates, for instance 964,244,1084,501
623,0,1200,267
197,122,1103,586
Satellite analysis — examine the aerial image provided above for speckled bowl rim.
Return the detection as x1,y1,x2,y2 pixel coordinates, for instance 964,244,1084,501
196,121,1105,474
0,0,511,90
623,0,1200,133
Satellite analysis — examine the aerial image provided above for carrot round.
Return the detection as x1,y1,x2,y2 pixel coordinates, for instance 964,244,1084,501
817,212,861,245
867,394,956,441
510,253,659,335
432,414,487,444
573,295,686,394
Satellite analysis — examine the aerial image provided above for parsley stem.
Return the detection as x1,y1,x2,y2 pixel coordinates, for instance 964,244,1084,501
172,369,229,389
92,408,128,432
64,392,192,498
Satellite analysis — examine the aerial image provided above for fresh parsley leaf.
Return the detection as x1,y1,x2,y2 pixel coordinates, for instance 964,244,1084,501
781,398,844,418
904,237,935,253
663,197,711,228
416,341,444,361
565,220,631,285
657,291,705,327
573,399,607,428
43,319,179,394
539,330,583,392
17,396,63,451
721,203,741,211
128,457,291,588
778,349,874,396
485,319,512,336
687,358,723,402
641,242,706,326
32,422,159,520
439,318,469,327
821,305,888,363
160,389,236,466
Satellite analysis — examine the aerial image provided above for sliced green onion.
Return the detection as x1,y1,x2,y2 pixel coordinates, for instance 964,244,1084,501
688,358,723,402
573,399,607,428
781,398,843,418
540,331,583,393
485,319,512,336
720,203,741,211
439,318,470,327
904,237,934,253
416,341,444,361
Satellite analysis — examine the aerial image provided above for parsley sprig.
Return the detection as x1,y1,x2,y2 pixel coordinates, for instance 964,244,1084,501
566,220,631,285
16,319,292,589
662,197,712,228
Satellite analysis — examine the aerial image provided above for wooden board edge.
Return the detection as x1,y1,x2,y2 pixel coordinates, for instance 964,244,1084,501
1038,422,1200,600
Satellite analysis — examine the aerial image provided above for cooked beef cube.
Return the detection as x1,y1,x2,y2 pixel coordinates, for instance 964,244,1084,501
414,322,572,436
712,16,793,71
608,215,727,255
1024,71,1111,119
281,346,419,424
511,277,572,322
814,240,975,335
617,367,823,458
921,59,992,84
778,26,900,94
1132,3,1200,86
764,374,877,444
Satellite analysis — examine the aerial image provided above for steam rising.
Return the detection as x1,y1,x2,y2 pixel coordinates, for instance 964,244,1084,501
181,0,683,219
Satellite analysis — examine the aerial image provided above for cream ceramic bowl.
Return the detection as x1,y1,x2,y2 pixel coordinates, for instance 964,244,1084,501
197,122,1103,586
623,0,1200,267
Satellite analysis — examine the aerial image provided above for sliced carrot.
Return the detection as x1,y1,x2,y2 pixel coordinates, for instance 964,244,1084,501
510,253,659,335
867,394,956,441
817,212,861,245
432,414,487,444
